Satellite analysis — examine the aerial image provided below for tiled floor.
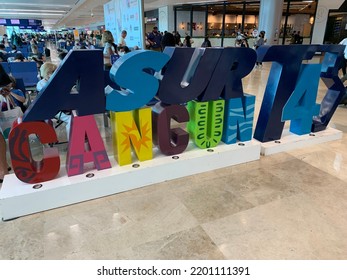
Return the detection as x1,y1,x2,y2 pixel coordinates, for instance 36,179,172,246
0,48,347,259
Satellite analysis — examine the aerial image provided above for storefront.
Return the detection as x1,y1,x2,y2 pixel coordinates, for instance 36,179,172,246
172,0,317,47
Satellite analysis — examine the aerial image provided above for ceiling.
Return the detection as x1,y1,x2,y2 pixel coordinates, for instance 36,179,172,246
0,0,317,30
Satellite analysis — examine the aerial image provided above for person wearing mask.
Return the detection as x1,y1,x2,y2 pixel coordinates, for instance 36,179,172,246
147,26,162,52
254,30,266,68
1,75,26,113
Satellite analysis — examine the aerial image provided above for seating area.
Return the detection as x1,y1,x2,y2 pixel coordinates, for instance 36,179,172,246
1,61,39,87
4,43,44,58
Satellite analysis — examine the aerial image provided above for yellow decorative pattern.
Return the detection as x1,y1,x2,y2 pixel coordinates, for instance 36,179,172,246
110,108,153,166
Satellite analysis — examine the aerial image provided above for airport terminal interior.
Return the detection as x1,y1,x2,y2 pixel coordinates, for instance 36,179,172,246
0,0,347,259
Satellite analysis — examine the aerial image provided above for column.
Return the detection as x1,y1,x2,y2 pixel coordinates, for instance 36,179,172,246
258,0,284,45
311,0,344,44
158,5,175,33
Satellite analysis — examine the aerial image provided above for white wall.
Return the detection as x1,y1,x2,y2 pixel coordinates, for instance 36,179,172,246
312,0,345,44
177,11,190,36
192,11,206,37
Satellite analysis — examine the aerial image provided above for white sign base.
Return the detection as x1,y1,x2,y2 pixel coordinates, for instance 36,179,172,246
260,127,342,156
0,141,261,221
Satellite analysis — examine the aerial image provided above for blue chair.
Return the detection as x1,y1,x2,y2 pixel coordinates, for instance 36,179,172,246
5,53,17,61
66,45,74,52
10,61,39,87
0,62,10,73
59,42,66,49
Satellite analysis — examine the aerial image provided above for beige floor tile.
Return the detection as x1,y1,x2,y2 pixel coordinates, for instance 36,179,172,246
202,193,347,260
102,226,225,260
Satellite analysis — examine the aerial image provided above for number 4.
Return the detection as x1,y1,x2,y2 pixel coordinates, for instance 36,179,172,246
282,64,321,135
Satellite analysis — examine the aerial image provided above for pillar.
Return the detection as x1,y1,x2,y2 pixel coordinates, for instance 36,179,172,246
311,0,344,44
258,0,284,45
158,5,175,33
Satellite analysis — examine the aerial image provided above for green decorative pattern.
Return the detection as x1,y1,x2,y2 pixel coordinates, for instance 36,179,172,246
187,99,225,149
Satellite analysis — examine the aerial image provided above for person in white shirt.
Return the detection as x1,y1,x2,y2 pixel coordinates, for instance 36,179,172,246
118,30,127,49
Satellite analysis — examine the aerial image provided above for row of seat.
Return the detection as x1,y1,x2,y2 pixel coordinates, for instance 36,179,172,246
4,44,45,57
1,61,39,87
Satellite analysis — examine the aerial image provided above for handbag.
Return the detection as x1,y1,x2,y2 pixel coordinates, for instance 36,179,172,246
0,95,23,139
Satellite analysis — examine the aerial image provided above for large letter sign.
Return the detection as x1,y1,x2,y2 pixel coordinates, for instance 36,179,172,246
66,113,111,176
282,64,321,135
222,95,256,144
187,100,225,149
7,45,345,184
9,119,60,183
253,45,318,142
23,50,105,121
111,108,153,166
106,50,170,112
158,47,256,104
312,45,346,132
152,103,189,156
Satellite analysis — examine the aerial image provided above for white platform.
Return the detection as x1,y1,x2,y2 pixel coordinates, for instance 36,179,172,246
0,141,261,220
260,127,343,156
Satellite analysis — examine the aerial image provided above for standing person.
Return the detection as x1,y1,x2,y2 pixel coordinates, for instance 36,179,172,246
294,31,303,44
147,26,162,52
161,32,176,50
118,30,127,50
339,37,347,83
101,30,118,70
183,35,193,47
254,30,266,68
173,31,182,46
201,36,212,47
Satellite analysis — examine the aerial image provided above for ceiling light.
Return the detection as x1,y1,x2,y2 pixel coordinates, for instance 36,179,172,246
0,9,66,13
0,12,64,16
0,3,71,8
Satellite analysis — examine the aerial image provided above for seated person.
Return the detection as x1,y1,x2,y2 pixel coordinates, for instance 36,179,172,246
32,55,44,71
0,75,27,112
37,62,71,140
10,45,21,53
12,53,26,62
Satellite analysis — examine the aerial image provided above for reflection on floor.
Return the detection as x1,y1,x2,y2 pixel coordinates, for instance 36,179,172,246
1,50,347,260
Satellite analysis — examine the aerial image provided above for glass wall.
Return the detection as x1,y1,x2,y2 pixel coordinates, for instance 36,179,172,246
174,0,317,47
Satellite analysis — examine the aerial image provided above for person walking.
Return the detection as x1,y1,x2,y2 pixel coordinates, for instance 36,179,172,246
254,31,266,68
